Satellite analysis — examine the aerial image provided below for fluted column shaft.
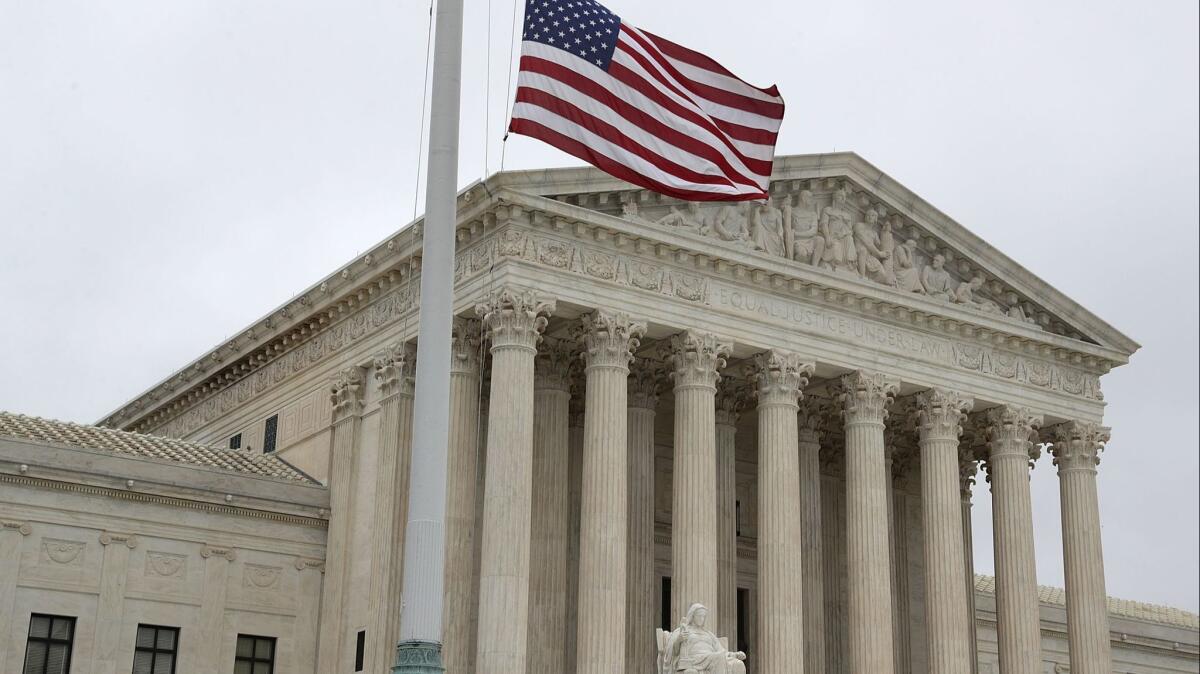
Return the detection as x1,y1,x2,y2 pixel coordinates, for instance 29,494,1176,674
475,289,554,674
626,368,662,673
961,451,980,674
566,396,585,671
367,344,416,672
840,370,898,674
528,341,574,674
985,406,1044,674
715,386,746,641
754,351,814,674
575,311,645,674
1051,422,1113,674
443,320,483,674
316,367,365,673
798,400,827,674
670,331,731,623
915,390,974,674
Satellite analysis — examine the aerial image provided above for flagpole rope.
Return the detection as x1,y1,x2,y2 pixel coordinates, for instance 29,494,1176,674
499,0,522,171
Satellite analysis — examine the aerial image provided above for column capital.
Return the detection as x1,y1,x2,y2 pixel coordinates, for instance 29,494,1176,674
798,394,832,445
1048,421,1111,473
914,389,974,442
714,380,751,426
374,342,416,399
535,337,578,392
577,309,646,370
752,350,815,408
958,447,980,500
670,330,732,390
450,317,484,375
982,405,1043,478
837,370,899,424
629,362,666,410
475,286,555,351
330,366,366,422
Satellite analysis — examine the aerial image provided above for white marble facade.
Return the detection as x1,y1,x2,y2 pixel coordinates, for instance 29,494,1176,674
2,154,1196,673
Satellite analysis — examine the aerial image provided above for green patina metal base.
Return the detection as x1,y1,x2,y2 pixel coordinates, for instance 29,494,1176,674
392,640,445,674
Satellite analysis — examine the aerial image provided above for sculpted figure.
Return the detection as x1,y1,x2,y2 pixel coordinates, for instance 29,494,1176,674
853,208,892,283
622,199,644,221
750,198,786,257
710,202,752,247
921,253,955,300
659,202,708,235
954,274,1002,313
818,188,857,273
893,238,924,293
788,190,825,264
661,604,746,674
1007,303,1039,326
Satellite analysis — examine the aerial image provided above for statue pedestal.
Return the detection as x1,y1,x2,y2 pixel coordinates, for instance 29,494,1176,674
392,640,445,674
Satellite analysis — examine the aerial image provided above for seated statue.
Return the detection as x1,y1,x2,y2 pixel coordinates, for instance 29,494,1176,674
657,603,746,674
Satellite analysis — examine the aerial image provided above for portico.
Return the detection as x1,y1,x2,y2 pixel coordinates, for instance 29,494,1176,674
96,153,1138,674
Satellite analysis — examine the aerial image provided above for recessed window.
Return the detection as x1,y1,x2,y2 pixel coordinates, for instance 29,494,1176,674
355,630,366,671
735,500,743,537
736,588,749,654
229,433,242,450
262,415,279,454
23,614,74,674
234,634,275,674
661,576,672,630
133,624,178,674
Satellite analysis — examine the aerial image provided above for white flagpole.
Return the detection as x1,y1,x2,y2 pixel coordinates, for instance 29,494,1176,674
395,0,464,670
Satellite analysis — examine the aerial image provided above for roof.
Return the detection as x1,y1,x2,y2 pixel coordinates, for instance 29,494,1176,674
0,412,318,484
975,575,1199,630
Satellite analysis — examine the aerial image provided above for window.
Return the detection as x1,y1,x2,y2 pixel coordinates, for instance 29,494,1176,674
736,588,749,654
133,624,178,674
235,634,275,674
262,415,279,453
23,614,74,674
735,499,743,537
229,433,242,450
660,576,672,630
355,630,366,671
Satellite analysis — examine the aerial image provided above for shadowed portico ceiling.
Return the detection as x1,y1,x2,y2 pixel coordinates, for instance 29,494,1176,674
99,153,1137,435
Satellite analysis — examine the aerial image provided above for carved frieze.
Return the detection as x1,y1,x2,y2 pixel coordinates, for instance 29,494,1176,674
40,538,85,566
145,551,187,579
242,563,282,590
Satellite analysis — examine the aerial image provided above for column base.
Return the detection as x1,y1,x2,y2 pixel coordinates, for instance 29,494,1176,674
392,640,445,674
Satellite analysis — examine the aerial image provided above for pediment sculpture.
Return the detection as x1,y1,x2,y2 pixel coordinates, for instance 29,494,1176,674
643,181,1048,332
656,603,747,674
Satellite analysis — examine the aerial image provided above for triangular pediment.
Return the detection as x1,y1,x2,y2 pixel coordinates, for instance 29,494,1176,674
492,153,1138,359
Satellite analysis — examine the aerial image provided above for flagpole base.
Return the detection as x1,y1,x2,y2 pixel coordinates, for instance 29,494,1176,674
392,640,445,674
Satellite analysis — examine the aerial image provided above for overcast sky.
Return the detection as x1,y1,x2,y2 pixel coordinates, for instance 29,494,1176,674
2,0,1196,612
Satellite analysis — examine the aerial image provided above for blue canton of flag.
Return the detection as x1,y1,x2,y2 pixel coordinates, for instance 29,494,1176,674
522,0,621,72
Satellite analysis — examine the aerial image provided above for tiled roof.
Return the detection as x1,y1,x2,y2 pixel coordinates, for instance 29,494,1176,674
0,412,317,484
975,575,1199,629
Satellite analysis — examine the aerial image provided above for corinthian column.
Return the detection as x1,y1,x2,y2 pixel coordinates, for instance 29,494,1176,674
914,389,975,674
960,446,981,674
627,364,663,674
367,342,416,672
984,405,1044,674
1050,421,1113,674
670,330,732,623
715,381,748,643
475,288,554,674
443,318,483,674
528,339,574,674
316,366,365,673
798,396,829,674
575,310,646,674
839,370,898,674
754,351,815,674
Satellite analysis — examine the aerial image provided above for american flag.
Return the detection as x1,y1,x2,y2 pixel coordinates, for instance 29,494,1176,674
509,0,785,201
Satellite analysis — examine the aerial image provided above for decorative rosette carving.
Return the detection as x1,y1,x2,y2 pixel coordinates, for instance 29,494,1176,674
837,370,899,424
475,287,555,351
981,405,1043,478
373,342,416,398
450,317,484,375
330,366,365,422
628,362,666,410
751,350,815,408
913,388,974,442
577,309,647,370
669,330,732,390
1049,421,1111,473
534,337,578,392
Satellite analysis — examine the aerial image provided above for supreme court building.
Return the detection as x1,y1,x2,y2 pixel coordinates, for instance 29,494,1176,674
2,153,1197,674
